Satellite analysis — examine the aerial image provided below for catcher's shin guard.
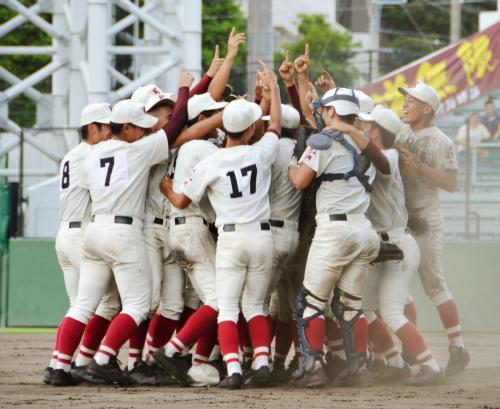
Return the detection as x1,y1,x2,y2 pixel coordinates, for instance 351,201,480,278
294,287,326,377
331,287,365,374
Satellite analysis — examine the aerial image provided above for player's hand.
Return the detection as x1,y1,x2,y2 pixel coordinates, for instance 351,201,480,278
159,175,173,194
207,45,224,77
254,70,264,101
259,60,278,90
398,147,421,175
279,50,295,87
294,43,310,75
227,27,246,60
179,67,194,88
315,70,335,93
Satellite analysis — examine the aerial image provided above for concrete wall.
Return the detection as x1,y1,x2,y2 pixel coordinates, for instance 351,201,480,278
1,238,499,332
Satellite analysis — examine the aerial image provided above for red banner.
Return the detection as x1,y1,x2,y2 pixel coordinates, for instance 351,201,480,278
362,21,500,116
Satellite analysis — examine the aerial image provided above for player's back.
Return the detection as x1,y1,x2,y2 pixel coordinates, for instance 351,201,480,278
59,142,92,223
270,138,303,222
182,132,279,227
171,139,218,221
367,148,408,232
83,130,169,220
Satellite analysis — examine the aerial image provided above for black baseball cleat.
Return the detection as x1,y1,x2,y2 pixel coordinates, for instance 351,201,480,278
208,358,227,381
51,369,78,386
71,364,106,384
404,366,445,386
43,367,53,384
289,366,329,388
445,346,470,377
325,353,349,380
153,351,192,386
218,372,243,390
270,361,290,384
126,360,156,385
86,357,125,385
244,366,272,387
148,363,178,386
332,367,374,387
368,358,387,376
375,363,412,384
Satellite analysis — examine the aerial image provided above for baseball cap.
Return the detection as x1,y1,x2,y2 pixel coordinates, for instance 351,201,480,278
322,87,360,116
131,84,176,112
262,104,300,129
362,104,401,137
188,93,228,120
223,99,262,133
80,103,112,126
355,90,375,120
111,99,158,129
398,82,440,112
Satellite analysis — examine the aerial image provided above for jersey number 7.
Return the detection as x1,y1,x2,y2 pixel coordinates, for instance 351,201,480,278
100,157,115,186
226,164,257,198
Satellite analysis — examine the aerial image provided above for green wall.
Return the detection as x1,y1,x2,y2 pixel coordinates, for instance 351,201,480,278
6,239,67,326
1,238,499,332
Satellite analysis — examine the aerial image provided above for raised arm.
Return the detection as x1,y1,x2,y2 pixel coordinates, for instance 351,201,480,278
171,111,223,149
208,28,246,101
160,175,192,209
294,44,315,127
278,50,306,125
189,45,224,97
163,69,194,145
260,61,281,133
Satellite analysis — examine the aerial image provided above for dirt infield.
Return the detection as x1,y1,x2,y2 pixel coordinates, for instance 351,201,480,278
0,332,499,409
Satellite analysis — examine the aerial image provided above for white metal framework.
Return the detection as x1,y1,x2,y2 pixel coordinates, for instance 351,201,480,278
0,0,201,175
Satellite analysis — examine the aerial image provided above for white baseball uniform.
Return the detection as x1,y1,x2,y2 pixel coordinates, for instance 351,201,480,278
363,149,421,333
66,130,169,326
181,131,279,323
169,140,219,311
299,140,379,319
143,160,189,320
56,142,120,320
399,124,458,305
267,138,302,320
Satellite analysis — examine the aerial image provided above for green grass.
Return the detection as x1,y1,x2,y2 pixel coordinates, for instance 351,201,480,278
0,327,56,334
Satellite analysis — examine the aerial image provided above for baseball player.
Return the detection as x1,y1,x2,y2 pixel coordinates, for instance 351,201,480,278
158,65,281,389
287,88,380,388
397,82,469,376
47,103,122,386
259,104,303,383
153,95,226,387
361,105,443,386
52,70,193,386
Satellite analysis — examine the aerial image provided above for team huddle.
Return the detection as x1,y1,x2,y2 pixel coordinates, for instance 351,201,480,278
43,29,470,390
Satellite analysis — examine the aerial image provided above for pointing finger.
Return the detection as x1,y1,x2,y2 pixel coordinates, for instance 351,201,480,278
214,44,219,58
285,49,290,63
305,43,309,58
229,26,235,38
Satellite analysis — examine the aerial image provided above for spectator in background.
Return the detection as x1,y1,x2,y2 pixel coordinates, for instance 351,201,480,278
481,98,500,140
457,112,490,154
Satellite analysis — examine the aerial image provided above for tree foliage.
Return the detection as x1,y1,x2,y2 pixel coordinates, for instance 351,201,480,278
202,0,247,93
0,0,51,127
380,0,497,72
275,14,360,87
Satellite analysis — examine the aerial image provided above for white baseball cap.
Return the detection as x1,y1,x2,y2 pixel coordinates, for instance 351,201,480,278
80,103,112,126
355,90,375,120
131,84,176,112
262,104,300,129
223,99,262,133
188,93,228,120
322,87,360,116
111,99,158,128
398,82,440,112
362,104,401,137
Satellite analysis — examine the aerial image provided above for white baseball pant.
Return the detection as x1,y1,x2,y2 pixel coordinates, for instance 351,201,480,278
56,222,121,321
215,222,274,323
409,205,452,306
66,215,150,326
363,228,420,332
169,216,217,310
302,214,380,319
